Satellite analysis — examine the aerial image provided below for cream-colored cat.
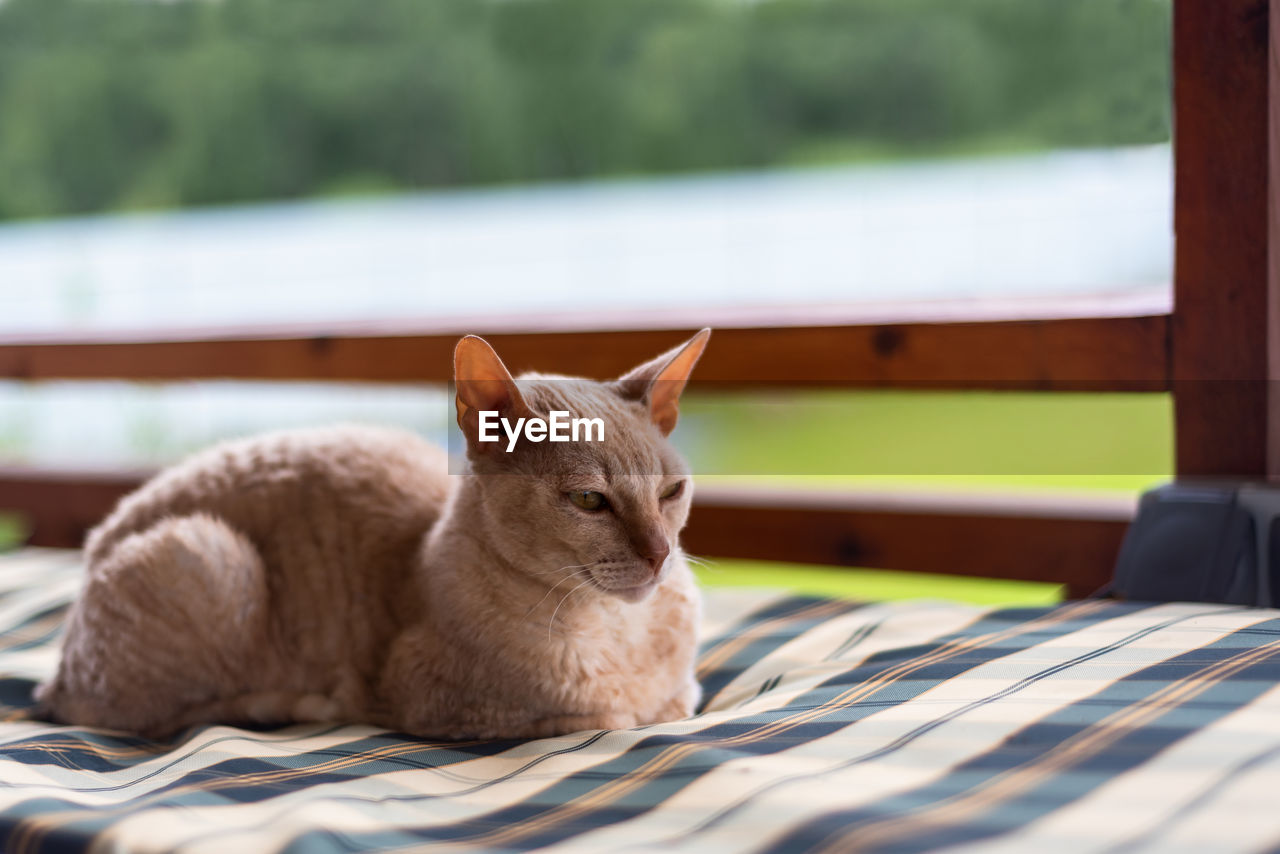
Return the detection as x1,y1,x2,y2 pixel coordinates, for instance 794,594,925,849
37,330,710,739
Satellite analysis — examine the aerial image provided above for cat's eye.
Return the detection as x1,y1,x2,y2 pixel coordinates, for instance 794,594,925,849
660,480,684,500
568,490,608,511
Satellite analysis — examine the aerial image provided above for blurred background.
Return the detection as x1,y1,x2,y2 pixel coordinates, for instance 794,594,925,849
0,0,1173,601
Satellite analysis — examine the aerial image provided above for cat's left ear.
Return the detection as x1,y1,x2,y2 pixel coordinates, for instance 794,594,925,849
454,335,531,452
615,328,711,436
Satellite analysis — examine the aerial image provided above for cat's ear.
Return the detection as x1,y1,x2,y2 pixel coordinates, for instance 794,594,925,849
454,335,530,451
615,328,711,436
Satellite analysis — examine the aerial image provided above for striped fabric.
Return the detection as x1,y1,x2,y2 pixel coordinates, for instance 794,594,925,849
0,550,1277,852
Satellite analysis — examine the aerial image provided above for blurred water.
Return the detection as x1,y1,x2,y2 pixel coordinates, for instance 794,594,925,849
0,380,450,468
0,146,1170,332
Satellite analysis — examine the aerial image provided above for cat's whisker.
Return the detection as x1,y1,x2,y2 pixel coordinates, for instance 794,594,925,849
532,561,600,576
683,553,723,572
547,579,594,643
524,568,595,619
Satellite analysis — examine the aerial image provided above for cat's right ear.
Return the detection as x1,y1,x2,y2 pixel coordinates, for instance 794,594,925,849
615,328,711,436
454,336,530,452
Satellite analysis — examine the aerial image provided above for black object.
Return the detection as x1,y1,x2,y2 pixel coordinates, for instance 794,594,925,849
1110,483,1280,606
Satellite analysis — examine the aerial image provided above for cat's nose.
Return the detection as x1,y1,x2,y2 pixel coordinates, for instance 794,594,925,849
640,543,670,577
627,523,670,577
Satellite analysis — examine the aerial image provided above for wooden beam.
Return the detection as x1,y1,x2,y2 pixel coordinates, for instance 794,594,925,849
685,486,1133,599
0,468,1133,596
0,301,1169,391
1172,0,1279,477
0,467,145,549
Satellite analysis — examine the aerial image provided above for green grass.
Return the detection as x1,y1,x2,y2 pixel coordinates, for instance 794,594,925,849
694,561,1062,607
679,391,1171,486
0,515,24,552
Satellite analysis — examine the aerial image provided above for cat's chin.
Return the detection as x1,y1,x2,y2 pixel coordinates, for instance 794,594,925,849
600,579,659,603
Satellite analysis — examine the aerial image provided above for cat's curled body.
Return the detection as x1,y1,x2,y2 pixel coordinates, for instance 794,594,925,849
37,332,709,739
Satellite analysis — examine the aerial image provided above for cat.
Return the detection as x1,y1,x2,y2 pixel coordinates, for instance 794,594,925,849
36,329,710,740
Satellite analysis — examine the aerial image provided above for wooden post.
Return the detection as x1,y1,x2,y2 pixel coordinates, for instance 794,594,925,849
1173,0,1280,478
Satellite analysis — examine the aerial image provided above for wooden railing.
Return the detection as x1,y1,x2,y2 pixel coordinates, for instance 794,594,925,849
0,296,1161,599
0,294,1169,390
0,0,1274,601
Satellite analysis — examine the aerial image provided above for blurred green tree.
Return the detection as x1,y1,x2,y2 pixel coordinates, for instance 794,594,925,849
0,0,1171,221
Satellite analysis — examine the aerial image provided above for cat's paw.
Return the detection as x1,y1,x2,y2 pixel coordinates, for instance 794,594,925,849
652,679,701,723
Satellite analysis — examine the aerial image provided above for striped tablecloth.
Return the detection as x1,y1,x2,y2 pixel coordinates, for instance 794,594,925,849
0,548,1276,853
